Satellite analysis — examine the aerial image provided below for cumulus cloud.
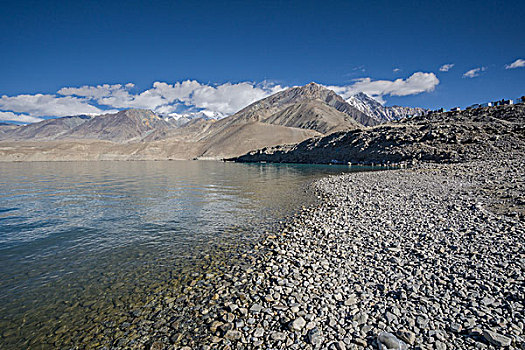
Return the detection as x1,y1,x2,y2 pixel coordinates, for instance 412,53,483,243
505,58,525,69
57,83,134,99
0,94,106,118
463,67,486,78
327,72,439,103
189,82,284,114
59,80,286,117
0,74,440,123
0,111,44,124
439,63,454,72
0,81,287,123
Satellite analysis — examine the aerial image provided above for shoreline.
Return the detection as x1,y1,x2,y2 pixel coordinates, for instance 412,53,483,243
1,159,523,349
159,158,524,349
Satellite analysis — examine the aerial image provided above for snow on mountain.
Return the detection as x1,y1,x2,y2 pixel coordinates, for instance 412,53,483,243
162,110,225,127
164,110,225,121
346,92,428,122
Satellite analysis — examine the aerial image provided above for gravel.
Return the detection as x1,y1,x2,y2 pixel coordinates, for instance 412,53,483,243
128,156,523,349
31,151,521,348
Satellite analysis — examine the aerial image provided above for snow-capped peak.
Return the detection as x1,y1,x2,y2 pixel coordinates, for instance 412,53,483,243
346,92,428,122
163,110,225,121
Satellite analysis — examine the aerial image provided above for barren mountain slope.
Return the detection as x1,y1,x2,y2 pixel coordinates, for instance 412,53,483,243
263,100,362,134
62,109,172,142
204,83,376,137
198,122,321,158
0,83,406,161
2,115,93,141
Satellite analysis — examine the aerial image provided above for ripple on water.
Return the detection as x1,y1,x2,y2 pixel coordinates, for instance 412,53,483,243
0,160,376,348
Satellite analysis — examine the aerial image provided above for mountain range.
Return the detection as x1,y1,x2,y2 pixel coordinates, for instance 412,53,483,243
0,83,428,161
347,92,428,122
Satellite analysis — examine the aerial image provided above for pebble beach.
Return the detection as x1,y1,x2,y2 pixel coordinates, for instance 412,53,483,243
136,157,524,349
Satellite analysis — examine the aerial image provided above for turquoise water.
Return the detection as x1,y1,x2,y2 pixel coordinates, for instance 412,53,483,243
0,160,373,348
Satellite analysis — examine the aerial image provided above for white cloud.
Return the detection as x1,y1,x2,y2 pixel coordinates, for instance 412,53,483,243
60,80,286,116
439,63,454,72
505,58,525,69
0,111,44,124
0,81,286,123
0,94,106,118
393,68,401,73
190,82,284,114
327,72,439,103
463,67,486,78
0,74,440,124
57,84,132,99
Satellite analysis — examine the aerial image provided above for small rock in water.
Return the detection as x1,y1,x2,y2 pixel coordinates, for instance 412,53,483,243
209,320,223,333
149,341,165,350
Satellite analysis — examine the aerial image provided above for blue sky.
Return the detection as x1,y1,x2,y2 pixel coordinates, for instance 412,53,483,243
0,0,523,123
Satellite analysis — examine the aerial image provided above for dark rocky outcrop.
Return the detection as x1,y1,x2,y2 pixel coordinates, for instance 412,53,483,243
231,104,525,165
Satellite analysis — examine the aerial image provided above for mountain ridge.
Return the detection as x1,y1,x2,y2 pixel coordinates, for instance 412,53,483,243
0,83,429,161
346,92,428,122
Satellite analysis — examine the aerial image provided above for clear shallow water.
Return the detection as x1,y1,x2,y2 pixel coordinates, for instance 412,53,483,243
0,160,375,348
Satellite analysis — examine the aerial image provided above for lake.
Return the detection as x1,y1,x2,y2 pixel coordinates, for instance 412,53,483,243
0,160,376,348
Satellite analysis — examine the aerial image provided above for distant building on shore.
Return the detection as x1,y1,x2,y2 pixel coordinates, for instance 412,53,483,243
440,96,523,113
492,99,514,106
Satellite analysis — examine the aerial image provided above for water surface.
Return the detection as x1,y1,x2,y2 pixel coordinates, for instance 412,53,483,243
0,160,374,348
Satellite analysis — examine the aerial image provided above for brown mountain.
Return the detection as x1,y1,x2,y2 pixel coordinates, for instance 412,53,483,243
262,100,361,134
62,109,172,142
0,83,374,161
3,115,92,141
206,82,377,132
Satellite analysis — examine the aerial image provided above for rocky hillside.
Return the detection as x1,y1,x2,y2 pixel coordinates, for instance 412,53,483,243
231,104,525,164
346,92,428,122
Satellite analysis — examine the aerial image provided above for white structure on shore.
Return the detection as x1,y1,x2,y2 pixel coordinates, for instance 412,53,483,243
439,96,523,113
